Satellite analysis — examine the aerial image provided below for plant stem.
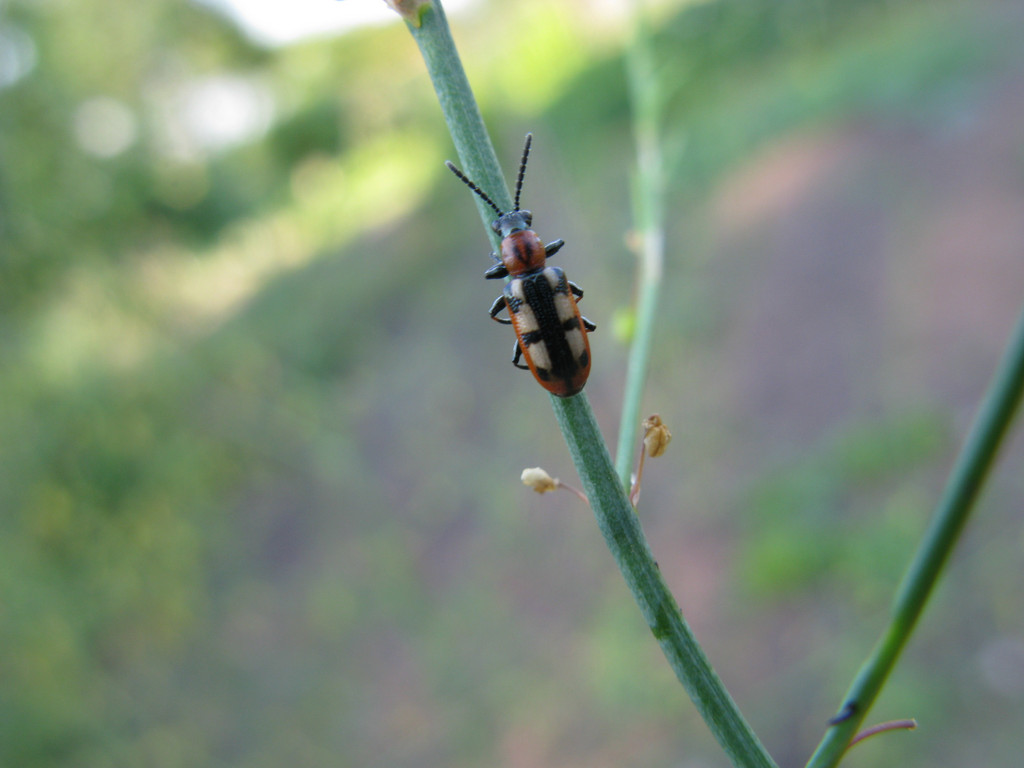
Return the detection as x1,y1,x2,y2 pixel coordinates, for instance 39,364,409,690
556,395,777,768
805,302,1024,768
408,0,509,242
406,4,776,766
615,6,666,488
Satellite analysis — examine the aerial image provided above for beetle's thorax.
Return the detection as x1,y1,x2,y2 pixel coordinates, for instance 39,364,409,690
492,210,533,238
500,229,546,276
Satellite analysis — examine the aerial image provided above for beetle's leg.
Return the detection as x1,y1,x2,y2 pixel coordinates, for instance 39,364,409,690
581,316,596,332
489,295,512,325
544,239,564,258
512,340,530,370
484,257,508,280
568,281,584,300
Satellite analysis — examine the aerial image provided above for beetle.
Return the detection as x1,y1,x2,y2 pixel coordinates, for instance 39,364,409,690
446,134,595,397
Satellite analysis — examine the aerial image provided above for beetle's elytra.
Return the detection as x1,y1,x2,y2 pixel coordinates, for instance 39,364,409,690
446,134,595,397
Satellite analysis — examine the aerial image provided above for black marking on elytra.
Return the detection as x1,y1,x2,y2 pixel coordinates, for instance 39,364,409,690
513,268,580,383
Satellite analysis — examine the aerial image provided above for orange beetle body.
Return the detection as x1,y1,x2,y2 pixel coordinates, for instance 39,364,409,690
447,135,595,398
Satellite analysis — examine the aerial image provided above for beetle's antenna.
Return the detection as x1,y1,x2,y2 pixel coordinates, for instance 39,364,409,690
513,133,532,212
445,161,503,217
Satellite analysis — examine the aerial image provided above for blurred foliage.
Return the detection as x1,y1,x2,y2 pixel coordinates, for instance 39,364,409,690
1,0,1023,766
737,411,948,600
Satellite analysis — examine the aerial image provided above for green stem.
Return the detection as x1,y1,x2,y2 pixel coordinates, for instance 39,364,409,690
556,394,777,768
614,6,666,487
408,0,509,241
405,4,776,767
805,302,1024,768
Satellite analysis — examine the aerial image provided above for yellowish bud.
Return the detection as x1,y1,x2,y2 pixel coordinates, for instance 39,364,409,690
642,415,672,457
521,467,559,494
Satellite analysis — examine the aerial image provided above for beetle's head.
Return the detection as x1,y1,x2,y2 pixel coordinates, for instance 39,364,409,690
491,209,533,238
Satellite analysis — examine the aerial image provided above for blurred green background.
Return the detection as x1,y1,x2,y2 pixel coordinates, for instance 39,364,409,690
2,0,1024,766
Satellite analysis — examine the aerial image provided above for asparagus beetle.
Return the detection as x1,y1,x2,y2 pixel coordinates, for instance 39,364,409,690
446,134,595,397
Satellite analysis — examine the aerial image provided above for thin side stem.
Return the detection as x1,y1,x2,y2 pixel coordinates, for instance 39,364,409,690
615,5,666,488
805,302,1024,768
